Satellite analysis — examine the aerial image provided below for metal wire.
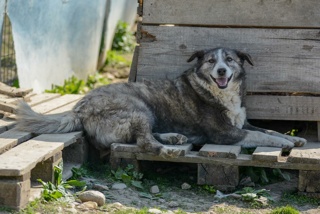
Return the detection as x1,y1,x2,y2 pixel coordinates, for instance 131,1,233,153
0,13,18,86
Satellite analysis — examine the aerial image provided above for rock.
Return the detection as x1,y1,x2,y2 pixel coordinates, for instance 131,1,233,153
168,201,179,208
83,201,98,209
158,198,166,203
181,182,191,190
150,185,160,194
112,183,127,190
64,207,78,213
78,190,105,206
93,183,109,191
148,208,162,214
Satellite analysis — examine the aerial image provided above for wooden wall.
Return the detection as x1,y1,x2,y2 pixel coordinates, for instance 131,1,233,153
132,0,320,121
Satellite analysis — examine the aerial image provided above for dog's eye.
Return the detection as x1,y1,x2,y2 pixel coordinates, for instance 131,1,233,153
208,59,215,63
226,57,233,62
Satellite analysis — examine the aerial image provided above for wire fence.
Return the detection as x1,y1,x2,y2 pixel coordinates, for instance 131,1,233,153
0,13,18,86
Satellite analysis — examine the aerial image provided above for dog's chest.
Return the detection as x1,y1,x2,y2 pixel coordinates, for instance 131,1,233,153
217,92,246,129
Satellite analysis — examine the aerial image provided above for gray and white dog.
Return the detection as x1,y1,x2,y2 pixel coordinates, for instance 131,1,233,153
16,47,306,157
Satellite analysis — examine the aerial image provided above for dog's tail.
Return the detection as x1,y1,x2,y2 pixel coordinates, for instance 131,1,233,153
15,101,82,134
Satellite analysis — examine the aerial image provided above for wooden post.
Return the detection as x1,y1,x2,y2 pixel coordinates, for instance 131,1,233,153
317,122,320,142
31,151,62,183
0,172,30,209
299,170,320,193
197,163,239,192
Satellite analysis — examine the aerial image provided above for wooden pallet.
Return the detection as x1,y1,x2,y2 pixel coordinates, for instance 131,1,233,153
0,93,86,209
111,142,320,192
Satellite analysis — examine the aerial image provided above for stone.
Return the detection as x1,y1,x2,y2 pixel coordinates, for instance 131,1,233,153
181,182,191,190
82,201,98,209
150,185,160,194
112,183,127,190
78,190,105,206
93,183,109,191
148,208,162,214
168,201,179,208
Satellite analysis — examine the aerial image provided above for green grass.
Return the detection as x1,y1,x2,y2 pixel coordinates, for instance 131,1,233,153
281,192,320,206
270,205,299,214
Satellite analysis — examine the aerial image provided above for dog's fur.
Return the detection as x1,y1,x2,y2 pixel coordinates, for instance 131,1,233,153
15,47,307,157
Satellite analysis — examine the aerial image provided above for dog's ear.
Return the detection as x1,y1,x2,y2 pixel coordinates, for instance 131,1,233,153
236,51,254,66
187,50,205,62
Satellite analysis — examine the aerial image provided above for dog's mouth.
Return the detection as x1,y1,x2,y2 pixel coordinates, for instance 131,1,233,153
211,74,233,89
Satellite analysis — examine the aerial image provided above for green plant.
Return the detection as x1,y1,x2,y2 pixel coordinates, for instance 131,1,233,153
242,167,290,185
285,129,299,136
235,187,272,207
281,192,320,205
111,164,144,189
105,50,132,67
45,72,109,95
37,163,86,201
112,21,136,52
70,167,88,180
270,205,299,214
201,185,216,194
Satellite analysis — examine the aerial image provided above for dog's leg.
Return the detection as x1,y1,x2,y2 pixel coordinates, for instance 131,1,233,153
234,130,294,149
136,133,182,158
243,121,307,147
153,133,188,145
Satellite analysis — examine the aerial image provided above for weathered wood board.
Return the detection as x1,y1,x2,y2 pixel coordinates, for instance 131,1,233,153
0,131,82,176
136,26,320,94
288,142,320,164
142,0,320,28
111,143,320,171
199,144,241,159
246,95,320,121
252,147,282,162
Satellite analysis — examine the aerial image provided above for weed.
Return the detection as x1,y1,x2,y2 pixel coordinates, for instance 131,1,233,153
201,185,216,194
70,167,88,180
270,205,299,214
111,164,144,189
112,21,136,52
45,72,109,95
37,163,86,202
105,50,132,67
241,167,290,185
281,192,320,206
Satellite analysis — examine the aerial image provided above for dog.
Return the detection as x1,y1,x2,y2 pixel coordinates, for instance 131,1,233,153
15,47,307,158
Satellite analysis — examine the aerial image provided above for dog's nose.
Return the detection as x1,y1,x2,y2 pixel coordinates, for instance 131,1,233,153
217,68,226,76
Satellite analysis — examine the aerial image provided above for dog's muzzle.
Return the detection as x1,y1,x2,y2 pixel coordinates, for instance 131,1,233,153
211,74,233,89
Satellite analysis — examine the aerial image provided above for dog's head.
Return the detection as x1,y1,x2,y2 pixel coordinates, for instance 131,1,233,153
187,48,253,90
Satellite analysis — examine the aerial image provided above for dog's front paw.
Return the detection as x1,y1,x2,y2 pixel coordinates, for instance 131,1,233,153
168,134,188,145
286,136,307,147
278,139,295,151
159,146,182,159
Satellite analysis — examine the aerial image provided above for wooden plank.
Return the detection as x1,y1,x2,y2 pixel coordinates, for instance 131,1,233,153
143,0,320,28
0,130,33,154
199,144,241,159
136,26,320,94
112,148,320,171
318,122,320,142
0,98,83,154
46,100,80,114
0,82,32,97
128,46,139,82
0,131,82,176
246,95,320,121
28,93,61,107
32,94,82,114
252,147,282,162
111,143,192,156
0,118,16,134
287,142,320,164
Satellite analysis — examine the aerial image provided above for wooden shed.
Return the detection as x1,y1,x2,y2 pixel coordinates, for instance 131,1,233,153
113,0,320,194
